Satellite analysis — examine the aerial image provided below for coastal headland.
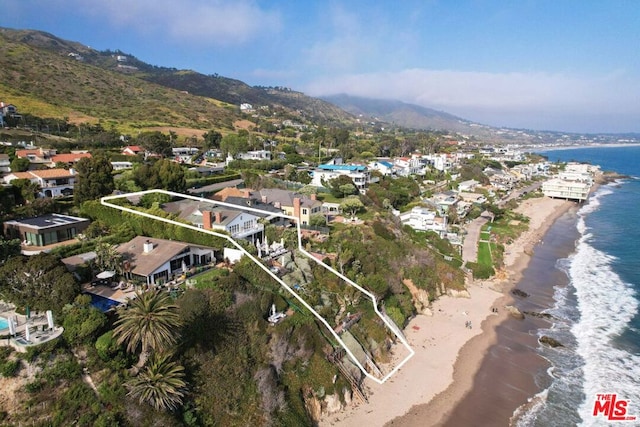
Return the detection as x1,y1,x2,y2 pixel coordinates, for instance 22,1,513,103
321,196,576,427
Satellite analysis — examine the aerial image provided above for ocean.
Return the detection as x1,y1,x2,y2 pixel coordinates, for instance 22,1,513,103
516,145,640,426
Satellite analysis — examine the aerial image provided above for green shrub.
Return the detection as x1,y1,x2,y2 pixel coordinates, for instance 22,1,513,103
0,359,20,377
95,330,118,361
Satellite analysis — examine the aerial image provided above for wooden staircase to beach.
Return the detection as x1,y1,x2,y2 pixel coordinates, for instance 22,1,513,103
327,348,368,404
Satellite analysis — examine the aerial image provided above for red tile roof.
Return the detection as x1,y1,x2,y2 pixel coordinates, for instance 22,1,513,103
52,153,91,163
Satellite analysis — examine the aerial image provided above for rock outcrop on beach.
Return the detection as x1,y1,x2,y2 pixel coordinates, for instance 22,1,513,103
511,288,529,298
505,305,525,320
539,335,564,348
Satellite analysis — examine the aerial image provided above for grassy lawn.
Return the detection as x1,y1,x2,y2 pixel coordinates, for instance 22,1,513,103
477,240,493,268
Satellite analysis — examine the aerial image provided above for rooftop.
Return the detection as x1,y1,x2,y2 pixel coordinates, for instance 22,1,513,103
4,213,89,230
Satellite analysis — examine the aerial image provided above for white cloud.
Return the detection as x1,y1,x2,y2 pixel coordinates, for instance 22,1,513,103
304,68,640,132
71,0,281,45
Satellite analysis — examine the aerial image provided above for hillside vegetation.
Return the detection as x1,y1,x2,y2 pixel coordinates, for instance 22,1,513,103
0,28,355,134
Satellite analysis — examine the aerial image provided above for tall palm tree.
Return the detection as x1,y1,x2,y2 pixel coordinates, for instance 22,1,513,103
126,354,187,411
113,290,181,367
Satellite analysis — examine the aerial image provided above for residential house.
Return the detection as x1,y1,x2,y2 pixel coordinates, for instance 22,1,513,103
310,164,372,193
422,153,454,172
116,236,216,286
428,191,460,215
122,145,143,156
399,206,447,237
457,179,480,192
16,147,57,166
4,213,90,248
172,147,199,163
3,168,76,197
458,192,487,205
111,161,133,171
162,199,264,242
368,160,394,176
255,188,323,226
542,178,591,202
236,150,272,161
51,152,92,167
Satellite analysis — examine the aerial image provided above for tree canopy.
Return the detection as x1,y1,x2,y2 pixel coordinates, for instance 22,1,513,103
74,154,115,205
133,159,186,192
136,131,173,158
0,253,80,313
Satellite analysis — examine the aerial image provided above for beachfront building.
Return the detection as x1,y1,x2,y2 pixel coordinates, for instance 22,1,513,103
542,178,591,201
3,213,90,249
116,236,216,286
399,206,448,237
162,199,264,242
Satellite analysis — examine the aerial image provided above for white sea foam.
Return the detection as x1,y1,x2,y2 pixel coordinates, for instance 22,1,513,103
572,193,640,426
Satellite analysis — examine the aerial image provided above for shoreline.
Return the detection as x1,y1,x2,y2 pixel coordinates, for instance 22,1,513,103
321,195,576,427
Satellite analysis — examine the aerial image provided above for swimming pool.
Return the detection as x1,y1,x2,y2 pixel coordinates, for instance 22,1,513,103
0,316,8,331
87,294,121,312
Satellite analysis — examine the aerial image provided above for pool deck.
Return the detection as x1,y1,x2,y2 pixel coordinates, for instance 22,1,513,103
82,282,138,303
0,304,65,353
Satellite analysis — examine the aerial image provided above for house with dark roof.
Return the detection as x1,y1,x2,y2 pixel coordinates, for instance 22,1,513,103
162,199,264,242
116,236,216,286
3,213,90,249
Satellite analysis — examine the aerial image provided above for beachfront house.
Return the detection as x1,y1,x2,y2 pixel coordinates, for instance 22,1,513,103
116,236,216,286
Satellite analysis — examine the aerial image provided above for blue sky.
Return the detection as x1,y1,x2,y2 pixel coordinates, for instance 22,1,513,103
3,1,639,133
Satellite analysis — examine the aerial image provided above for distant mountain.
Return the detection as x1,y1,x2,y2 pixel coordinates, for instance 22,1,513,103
321,94,480,133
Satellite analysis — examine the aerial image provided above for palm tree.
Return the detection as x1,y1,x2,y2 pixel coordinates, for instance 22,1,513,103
113,290,181,367
126,354,187,411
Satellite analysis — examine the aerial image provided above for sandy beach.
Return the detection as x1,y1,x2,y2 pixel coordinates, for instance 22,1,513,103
321,196,575,427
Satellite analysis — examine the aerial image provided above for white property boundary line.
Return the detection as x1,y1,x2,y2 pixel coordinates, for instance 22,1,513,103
101,189,414,385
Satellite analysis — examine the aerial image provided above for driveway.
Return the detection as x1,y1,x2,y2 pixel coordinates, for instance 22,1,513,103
461,211,493,264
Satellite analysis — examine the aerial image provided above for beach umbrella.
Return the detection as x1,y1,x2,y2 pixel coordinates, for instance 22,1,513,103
25,324,30,342
46,310,54,330
8,318,15,336
97,270,116,279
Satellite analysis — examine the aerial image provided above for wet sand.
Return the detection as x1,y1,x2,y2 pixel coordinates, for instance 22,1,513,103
386,197,578,427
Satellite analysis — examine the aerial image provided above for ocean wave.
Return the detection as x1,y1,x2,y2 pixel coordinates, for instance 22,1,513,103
571,207,640,425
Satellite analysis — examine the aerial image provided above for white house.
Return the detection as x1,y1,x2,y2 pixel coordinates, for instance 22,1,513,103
236,150,272,161
400,206,448,237
368,160,394,176
111,161,133,171
310,164,372,193
542,178,591,201
0,153,10,173
457,179,480,192
3,168,76,198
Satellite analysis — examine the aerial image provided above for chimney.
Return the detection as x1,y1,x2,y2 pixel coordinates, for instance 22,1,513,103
293,197,301,219
243,189,251,198
202,211,212,229
310,193,317,201
143,239,154,253
261,195,268,204
215,211,222,224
